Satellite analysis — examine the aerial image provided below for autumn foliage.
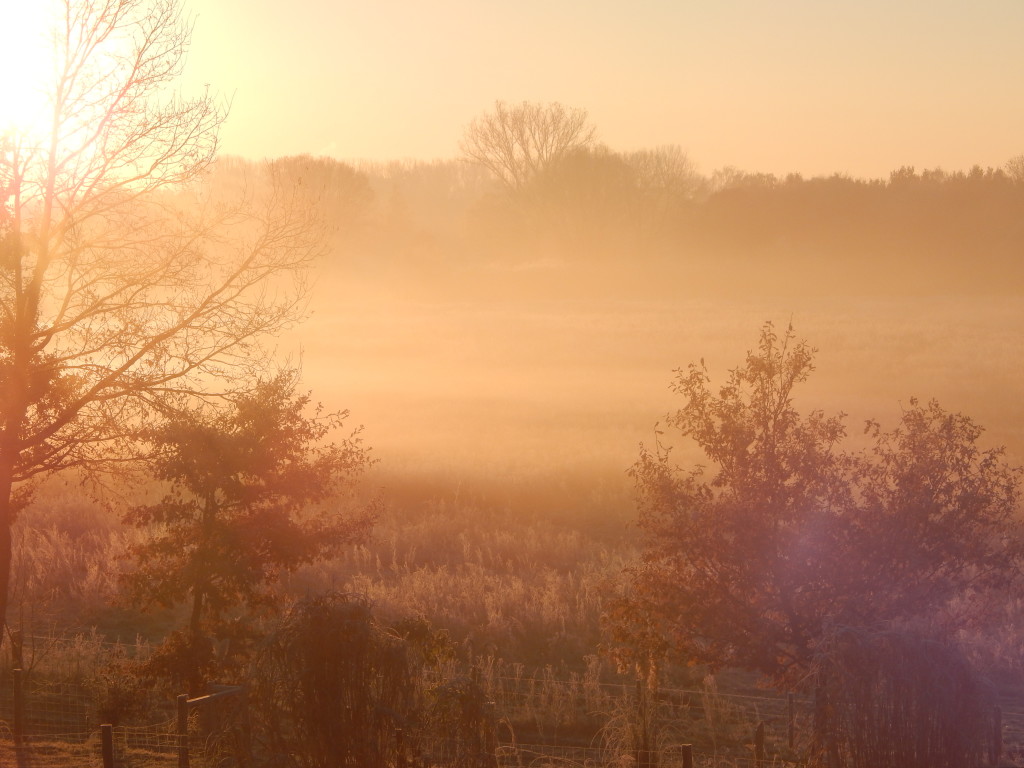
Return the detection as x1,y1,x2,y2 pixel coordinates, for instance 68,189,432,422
122,372,375,692
609,323,1022,685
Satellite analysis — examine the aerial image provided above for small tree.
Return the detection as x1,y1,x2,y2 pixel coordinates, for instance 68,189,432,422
123,372,374,694
611,323,1021,765
619,323,852,679
460,101,595,195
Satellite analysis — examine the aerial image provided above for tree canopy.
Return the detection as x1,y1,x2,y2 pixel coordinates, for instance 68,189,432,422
609,323,1022,684
460,101,596,194
123,372,375,693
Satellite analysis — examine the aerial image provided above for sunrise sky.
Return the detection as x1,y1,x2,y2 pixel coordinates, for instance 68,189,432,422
176,0,1024,179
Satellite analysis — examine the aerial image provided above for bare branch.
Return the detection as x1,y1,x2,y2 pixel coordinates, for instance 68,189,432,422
460,101,595,194
0,0,326,629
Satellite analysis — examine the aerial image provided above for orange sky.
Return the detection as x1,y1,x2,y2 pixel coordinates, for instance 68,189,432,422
179,0,1024,178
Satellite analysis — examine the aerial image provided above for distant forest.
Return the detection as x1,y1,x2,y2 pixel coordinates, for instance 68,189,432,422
213,149,1024,299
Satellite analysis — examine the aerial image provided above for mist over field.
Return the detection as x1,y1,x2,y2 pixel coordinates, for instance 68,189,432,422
296,290,1022,488
256,152,1024,515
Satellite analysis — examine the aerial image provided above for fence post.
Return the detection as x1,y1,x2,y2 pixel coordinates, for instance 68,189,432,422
635,678,655,768
101,723,115,768
788,692,795,749
13,667,24,743
992,704,1002,766
178,693,190,768
10,630,22,670
754,721,765,768
680,743,693,768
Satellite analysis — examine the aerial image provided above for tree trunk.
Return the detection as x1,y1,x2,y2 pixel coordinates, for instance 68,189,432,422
0,445,18,649
0,504,10,650
186,494,217,697
0,224,37,651
189,586,206,639
185,577,209,697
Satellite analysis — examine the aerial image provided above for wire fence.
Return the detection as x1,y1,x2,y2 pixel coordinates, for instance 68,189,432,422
0,635,1022,768
468,670,809,763
0,669,804,767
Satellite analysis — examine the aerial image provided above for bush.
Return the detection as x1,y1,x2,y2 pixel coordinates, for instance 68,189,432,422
811,624,994,768
250,593,427,768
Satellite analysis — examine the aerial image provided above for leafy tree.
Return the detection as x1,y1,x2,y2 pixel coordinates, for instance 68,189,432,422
611,323,1021,685
123,372,374,693
0,0,321,635
460,101,595,195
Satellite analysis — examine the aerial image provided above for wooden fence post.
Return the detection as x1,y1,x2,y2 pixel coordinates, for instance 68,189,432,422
680,743,693,768
13,668,24,743
396,727,406,768
992,704,1003,766
635,678,656,768
788,692,795,749
10,631,22,669
754,721,765,768
101,724,115,768
177,693,190,768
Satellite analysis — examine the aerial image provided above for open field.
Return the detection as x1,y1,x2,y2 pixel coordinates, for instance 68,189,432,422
283,286,1024,506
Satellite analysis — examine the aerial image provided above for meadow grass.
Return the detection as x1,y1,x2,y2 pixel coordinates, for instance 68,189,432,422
285,289,1024,492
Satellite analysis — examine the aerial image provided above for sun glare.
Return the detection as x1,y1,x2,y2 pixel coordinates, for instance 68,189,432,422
1,0,60,141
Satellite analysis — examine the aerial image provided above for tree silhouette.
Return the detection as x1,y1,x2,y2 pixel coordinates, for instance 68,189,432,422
461,101,595,194
0,0,321,636
610,323,1022,684
123,372,374,694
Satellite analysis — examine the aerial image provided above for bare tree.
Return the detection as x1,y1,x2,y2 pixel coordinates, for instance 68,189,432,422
1006,153,1024,184
627,146,702,202
625,145,703,238
460,101,596,194
0,0,323,636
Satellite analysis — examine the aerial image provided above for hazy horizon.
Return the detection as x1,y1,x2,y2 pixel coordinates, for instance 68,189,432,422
175,0,1024,179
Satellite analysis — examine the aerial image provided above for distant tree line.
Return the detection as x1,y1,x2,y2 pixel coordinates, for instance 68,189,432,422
214,104,1024,296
